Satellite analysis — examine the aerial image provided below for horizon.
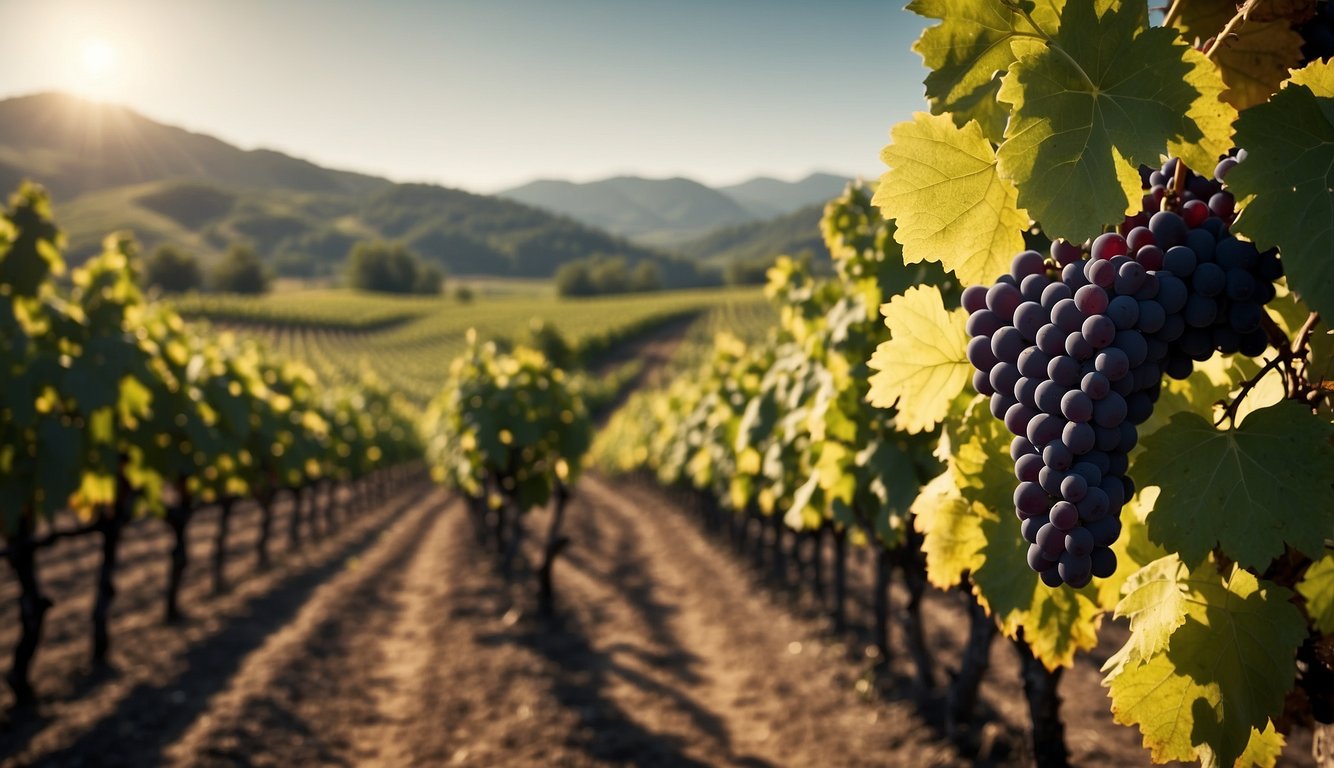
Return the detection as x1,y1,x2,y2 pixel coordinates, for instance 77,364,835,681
0,0,931,195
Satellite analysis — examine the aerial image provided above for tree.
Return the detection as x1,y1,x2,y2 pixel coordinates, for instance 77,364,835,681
347,240,439,294
554,260,596,297
629,260,661,292
413,262,445,295
210,243,269,294
144,244,202,293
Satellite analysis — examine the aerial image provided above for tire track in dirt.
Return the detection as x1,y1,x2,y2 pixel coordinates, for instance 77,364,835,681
161,487,452,766
2,478,432,768
535,475,965,768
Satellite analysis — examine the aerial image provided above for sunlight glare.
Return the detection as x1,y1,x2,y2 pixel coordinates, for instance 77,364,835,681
82,39,115,76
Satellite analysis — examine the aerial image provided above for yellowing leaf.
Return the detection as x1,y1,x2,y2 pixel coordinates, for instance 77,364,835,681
1298,554,1334,634
1172,0,1303,111
875,113,1029,286
1113,555,1190,666
907,0,1064,142
867,285,969,433
1105,565,1305,768
910,469,983,589
1136,403,1334,570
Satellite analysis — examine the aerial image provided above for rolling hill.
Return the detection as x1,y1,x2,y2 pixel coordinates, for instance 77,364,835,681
0,92,704,283
674,203,830,269
717,173,851,219
500,176,759,246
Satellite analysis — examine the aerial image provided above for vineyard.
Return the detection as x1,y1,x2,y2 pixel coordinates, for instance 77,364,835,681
3,0,1334,766
174,287,768,406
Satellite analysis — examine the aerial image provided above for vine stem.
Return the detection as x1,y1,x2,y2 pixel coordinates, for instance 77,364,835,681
1217,310,1323,426
1216,354,1284,427
1161,0,1185,29
1204,0,1263,60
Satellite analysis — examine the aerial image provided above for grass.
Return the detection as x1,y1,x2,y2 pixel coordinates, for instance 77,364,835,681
178,286,773,407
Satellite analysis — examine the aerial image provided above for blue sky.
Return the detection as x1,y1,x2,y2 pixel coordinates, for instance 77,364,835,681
0,0,932,192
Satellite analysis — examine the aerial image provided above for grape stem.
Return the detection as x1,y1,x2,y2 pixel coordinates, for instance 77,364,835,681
1163,155,1189,212
1203,0,1263,60
1217,310,1323,426
1215,354,1284,427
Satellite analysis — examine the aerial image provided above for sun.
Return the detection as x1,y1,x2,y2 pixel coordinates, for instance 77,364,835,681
81,39,115,76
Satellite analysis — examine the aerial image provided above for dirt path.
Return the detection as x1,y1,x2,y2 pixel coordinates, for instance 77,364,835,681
3,469,1315,766
152,475,966,767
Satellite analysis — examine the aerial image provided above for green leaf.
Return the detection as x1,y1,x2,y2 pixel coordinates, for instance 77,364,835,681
1105,564,1304,768
1298,553,1334,634
875,112,1029,287
1228,60,1334,319
867,285,970,433
995,0,1235,242
1136,402,1334,570
907,0,1063,142
1171,0,1304,111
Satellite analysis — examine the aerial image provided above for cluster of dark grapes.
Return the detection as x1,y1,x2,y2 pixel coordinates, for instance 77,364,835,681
963,154,1283,588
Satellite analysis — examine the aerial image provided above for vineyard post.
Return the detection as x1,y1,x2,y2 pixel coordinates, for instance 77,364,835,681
4,515,49,708
287,486,302,552
873,546,893,667
811,526,826,612
255,488,276,571
538,481,572,617
500,495,525,583
304,484,320,542
91,485,132,666
1012,632,1068,768
164,484,194,623
894,528,936,696
212,496,236,595
770,514,789,588
832,527,848,634
946,590,997,745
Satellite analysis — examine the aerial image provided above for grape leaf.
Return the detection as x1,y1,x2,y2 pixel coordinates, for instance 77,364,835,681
1113,555,1189,666
1298,553,1334,634
1228,60,1334,319
995,0,1234,242
1105,564,1304,768
1171,0,1303,111
867,285,969,433
1135,402,1334,570
1225,721,1286,768
875,113,1029,287
910,469,983,589
907,0,1063,143
1095,489,1169,610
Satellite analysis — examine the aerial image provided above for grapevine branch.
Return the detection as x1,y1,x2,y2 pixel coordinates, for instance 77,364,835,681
1216,310,1323,426
33,521,101,549
1204,0,1264,60
1160,0,1185,29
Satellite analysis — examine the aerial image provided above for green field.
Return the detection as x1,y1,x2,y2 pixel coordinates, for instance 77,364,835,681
174,286,774,406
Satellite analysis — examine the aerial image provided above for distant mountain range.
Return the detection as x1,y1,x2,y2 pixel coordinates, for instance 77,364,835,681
501,172,850,247
0,92,848,283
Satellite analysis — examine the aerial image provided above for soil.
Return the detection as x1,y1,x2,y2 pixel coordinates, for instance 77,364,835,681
0,467,1318,767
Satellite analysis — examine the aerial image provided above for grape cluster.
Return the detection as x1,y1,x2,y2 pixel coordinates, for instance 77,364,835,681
964,154,1284,588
